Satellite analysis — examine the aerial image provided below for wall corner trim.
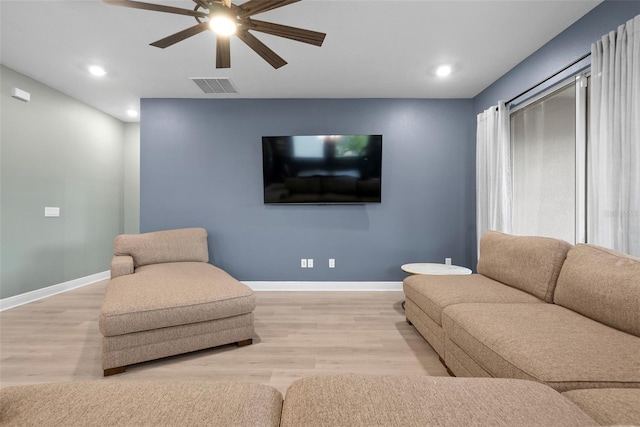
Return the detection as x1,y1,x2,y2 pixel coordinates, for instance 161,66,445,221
243,281,403,291
0,271,110,312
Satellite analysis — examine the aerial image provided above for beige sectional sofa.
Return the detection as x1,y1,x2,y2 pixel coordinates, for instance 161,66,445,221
404,231,640,393
100,227,255,376
4,374,639,426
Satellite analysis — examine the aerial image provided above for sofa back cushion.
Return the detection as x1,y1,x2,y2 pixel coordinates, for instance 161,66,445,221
554,244,640,337
477,231,572,302
114,227,209,268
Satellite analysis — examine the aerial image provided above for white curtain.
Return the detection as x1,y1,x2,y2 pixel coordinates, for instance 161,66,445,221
476,101,512,254
588,14,640,257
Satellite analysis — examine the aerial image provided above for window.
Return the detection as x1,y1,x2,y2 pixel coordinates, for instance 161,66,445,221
509,75,588,243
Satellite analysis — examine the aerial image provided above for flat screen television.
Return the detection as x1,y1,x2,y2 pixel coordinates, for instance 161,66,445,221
262,135,382,204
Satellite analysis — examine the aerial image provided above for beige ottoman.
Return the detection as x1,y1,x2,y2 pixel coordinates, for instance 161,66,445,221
0,381,282,426
280,374,598,426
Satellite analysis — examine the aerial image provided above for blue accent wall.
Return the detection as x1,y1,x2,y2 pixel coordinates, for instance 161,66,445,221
140,1,640,282
141,99,475,281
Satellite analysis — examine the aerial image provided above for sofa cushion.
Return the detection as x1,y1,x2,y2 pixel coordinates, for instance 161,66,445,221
280,374,597,426
100,262,255,336
444,336,493,378
477,231,572,302
554,244,640,337
562,388,640,426
0,381,282,427
404,298,447,356
442,303,640,391
403,273,541,326
114,227,209,268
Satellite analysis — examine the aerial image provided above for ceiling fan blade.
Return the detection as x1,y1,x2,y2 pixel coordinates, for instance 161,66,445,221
248,20,325,47
103,0,207,18
193,0,210,9
150,23,209,48
223,0,232,7
216,36,231,68
237,31,287,69
238,0,300,18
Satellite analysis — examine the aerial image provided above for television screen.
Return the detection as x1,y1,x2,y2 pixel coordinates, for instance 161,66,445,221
262,135,382,204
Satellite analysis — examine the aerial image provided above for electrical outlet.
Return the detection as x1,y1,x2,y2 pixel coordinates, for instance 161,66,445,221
308,259,314,268
329,258,335,268
301,259,307,268
445,257,452,265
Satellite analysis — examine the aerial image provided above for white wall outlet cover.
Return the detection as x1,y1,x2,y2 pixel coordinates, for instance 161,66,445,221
44,207,60,217
445,257,452,265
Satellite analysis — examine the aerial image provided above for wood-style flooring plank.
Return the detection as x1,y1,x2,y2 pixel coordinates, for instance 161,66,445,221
0,282,449,394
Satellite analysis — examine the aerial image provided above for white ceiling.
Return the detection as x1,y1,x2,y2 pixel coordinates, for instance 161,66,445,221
1,0,602,122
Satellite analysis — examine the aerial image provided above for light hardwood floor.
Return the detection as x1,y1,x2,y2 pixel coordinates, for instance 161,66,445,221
0,281,448,394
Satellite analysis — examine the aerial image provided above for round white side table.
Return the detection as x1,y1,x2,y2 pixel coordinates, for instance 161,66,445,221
401,263,472,276
401,263,472,310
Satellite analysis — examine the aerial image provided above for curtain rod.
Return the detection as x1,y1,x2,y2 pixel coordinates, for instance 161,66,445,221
500,51,591,108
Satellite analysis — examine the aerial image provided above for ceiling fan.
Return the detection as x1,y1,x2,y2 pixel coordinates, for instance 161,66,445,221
104,0,326,69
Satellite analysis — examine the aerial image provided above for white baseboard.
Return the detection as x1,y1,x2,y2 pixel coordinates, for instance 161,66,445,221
0,271,110,312
244,281,403,291
0,277,401,312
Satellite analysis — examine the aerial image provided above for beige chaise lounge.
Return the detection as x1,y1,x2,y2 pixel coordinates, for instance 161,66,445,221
3,375,640,426
99,227,255,376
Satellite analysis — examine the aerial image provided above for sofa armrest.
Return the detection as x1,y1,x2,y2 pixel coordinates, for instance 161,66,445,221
111,256,134,279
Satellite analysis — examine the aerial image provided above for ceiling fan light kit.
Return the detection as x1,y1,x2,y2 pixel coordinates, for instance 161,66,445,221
209,15,237,36
104,0,326,69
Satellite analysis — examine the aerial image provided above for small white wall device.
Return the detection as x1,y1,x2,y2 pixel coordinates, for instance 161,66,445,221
12,87,31,102
45,207,60,217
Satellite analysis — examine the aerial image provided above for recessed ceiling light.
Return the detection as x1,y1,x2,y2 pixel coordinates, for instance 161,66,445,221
209,15,237,36
127,109,139,118
88,65,107,77
436,65,452,77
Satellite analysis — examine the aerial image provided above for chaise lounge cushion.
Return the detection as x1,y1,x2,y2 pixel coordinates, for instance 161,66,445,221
114,227,209,268
442,302,640,391
280,374,597,426
477,231,572,302
562,388,640,426
0,381,283,427
100,262,255,336
554,244,640,337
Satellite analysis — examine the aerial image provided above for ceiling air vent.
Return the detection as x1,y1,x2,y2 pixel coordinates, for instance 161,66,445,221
191,78,237,94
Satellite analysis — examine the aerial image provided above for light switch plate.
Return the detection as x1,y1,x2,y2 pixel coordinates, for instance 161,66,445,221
45,207,60,217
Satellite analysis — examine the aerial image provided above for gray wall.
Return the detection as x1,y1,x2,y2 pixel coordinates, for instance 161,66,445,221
0,65,125,299
124,122,140,234
141,99,475,281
